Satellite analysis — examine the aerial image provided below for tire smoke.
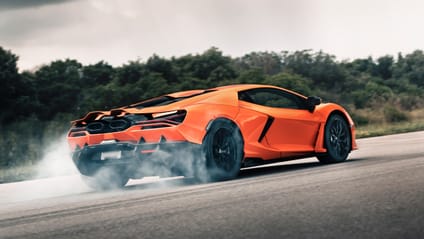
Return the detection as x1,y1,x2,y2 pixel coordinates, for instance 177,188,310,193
83,145,210,190
35,134,78,178
3,135,91,203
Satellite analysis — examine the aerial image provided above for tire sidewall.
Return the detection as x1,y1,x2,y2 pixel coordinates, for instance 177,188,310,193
202,119,243,181
323,114,351,163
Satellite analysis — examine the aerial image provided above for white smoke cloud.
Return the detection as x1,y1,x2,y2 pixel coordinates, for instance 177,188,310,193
80,144,211,191
35,134,78,178
19,132,215,194
2,130,239,204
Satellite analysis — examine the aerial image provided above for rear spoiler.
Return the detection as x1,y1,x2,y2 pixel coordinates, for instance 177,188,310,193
71,108,132,125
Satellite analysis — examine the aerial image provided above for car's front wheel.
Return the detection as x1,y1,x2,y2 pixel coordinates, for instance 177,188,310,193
318,114,352,163
201,119,243,181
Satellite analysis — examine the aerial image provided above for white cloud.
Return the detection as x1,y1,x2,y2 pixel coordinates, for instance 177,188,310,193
1,0,424,70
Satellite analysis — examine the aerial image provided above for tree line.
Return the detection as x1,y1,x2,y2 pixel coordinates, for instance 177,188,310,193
1,46,423,167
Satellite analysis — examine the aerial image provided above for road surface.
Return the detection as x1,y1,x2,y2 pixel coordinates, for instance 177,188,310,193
0,131,423,238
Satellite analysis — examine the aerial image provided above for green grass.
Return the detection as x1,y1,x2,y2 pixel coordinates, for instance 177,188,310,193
356,119,424,138
0,165,38,184
1,120,424,184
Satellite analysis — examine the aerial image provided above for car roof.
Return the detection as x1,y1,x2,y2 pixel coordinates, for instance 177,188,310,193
74,84,307,123
167,84,282,98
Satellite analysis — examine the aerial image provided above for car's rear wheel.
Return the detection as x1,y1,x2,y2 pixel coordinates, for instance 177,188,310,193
81,166,129,190
201,119,243,181
318,114,351,163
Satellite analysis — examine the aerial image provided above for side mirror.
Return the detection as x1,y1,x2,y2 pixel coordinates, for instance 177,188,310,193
306,96,321,112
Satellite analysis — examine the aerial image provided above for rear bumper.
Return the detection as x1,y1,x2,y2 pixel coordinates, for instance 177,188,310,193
72,141,201,177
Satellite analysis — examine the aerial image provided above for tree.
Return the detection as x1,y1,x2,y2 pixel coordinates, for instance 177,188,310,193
342,57,377,76
0,47,38,123
282,50,346,88
34,59,83,120
376,55,394,80
146,55,177,83
0,47,19,119
234,52,283,75
175,47,237,82
351,80,394,108
264,73,313,95
115,60,146,85
393,50,424,87
240,68,265,83
82,61,114,86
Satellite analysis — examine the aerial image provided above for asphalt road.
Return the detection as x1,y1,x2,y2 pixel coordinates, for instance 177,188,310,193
0,131,423,239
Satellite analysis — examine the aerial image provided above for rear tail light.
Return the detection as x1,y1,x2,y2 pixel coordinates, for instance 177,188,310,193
68,127,87,137
69,110,187,135
136,110,186,129
152,110,186,123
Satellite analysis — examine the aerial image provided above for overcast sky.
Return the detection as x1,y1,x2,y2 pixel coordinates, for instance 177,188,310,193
1,0,423,70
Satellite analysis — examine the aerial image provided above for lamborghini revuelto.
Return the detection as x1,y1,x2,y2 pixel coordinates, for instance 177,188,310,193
68,84,357,189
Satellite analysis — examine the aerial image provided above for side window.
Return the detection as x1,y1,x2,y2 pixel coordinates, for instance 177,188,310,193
238,88,307,109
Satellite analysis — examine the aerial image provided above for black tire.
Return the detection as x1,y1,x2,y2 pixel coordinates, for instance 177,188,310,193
201,119,243,181
317,114,351,163
81,166,129,190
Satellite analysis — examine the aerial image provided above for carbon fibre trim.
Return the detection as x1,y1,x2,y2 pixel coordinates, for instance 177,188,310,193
258,116,274,142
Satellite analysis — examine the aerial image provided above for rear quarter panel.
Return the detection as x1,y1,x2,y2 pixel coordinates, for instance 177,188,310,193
180,103,240,144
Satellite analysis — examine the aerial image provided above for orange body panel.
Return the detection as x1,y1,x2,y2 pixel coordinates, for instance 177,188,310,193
68,84,357,164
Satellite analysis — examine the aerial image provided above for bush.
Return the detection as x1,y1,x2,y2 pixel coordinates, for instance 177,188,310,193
264,73,313,95
399,94,423,110
350,112,369,126
384,106,409,123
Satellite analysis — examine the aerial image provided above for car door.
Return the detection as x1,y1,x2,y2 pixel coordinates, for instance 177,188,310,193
239,88,321,155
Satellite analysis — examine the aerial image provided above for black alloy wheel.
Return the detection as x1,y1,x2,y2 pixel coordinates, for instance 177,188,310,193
318,114,351,163
212,128,239,171
201,119,243,181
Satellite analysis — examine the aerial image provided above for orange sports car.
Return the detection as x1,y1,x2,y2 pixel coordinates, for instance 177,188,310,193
68,84,357,189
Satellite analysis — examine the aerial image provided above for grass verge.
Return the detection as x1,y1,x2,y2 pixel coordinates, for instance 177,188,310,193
0,165,38,184
1,120,424,183
356,119,424,138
